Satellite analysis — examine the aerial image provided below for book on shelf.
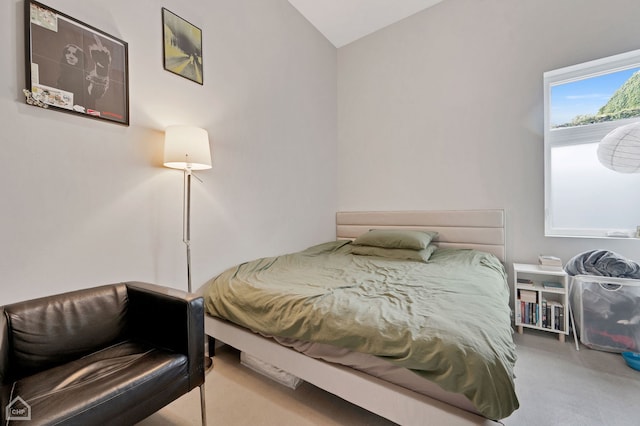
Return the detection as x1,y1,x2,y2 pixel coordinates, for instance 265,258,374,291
538,255,562,266
539,264,564,271
517,282,536,289
520,301,534,325
517,298,565,330
519,284,536,289
538,255,563,271
518,289,537,303
518,300,539,326
544,301,565,331
516,277,536,288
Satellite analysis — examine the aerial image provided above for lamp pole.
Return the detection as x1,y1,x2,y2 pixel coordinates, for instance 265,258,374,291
184,167,193,293
164,125,211,290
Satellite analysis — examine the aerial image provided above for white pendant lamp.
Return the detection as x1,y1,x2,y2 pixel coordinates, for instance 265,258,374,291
597,122,640,173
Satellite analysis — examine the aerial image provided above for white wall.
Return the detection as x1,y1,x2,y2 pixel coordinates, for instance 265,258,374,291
7,0,639,306
337,0,640,267
0,0,337,304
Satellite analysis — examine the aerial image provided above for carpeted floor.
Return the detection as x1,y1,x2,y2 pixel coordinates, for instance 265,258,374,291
138,330,640,425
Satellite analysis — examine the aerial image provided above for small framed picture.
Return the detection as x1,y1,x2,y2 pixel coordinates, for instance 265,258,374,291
24,0,129,125
162,8,203,85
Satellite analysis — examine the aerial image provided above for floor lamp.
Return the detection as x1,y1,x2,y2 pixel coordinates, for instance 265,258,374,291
164,125,214,376
163,125,212,293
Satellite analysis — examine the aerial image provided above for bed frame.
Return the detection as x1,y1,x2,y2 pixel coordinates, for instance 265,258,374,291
204,210,506,426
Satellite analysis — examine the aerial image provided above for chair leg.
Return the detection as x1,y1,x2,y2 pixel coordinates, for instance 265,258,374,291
200,383,207,426
208,335,216,357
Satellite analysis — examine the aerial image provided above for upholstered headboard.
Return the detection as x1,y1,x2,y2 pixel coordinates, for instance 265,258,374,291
336,210,505,263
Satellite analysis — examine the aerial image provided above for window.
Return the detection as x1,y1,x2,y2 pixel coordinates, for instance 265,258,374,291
544,49,640,238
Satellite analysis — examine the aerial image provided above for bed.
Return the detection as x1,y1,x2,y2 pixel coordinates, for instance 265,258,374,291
203,210,518,425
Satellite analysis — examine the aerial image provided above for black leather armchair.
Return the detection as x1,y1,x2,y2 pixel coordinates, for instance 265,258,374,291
0,281,206,425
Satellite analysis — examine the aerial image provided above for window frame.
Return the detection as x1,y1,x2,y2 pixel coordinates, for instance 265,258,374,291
544,48,640,238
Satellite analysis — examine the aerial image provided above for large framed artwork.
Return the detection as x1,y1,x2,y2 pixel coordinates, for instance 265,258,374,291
24,0,129,125
162,8,203,85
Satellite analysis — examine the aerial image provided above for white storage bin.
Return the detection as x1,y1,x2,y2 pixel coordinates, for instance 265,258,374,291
570,275,640,352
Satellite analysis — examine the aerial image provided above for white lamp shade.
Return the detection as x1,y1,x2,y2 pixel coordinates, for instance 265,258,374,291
597,122,640,173
164,125,212,170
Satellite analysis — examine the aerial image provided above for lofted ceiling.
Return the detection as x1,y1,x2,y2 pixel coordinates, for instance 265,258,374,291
287,0,443,48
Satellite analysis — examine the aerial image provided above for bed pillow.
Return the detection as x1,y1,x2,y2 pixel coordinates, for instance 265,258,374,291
352,229,438,250
351,244,437,263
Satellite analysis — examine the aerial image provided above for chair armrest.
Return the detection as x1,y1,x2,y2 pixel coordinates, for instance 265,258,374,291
0,308,9,405
125,282,204,389
0,308,9,385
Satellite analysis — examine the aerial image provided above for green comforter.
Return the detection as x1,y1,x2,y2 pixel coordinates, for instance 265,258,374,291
205,241,519,419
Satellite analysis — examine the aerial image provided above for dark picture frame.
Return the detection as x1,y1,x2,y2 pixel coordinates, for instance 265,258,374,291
24,0,129,125
162,8,203,85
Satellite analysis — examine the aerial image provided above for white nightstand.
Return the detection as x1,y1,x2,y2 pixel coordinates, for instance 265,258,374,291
513,263,569,342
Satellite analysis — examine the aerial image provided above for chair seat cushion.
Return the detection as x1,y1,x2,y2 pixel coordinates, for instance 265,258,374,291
5,340,189,425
